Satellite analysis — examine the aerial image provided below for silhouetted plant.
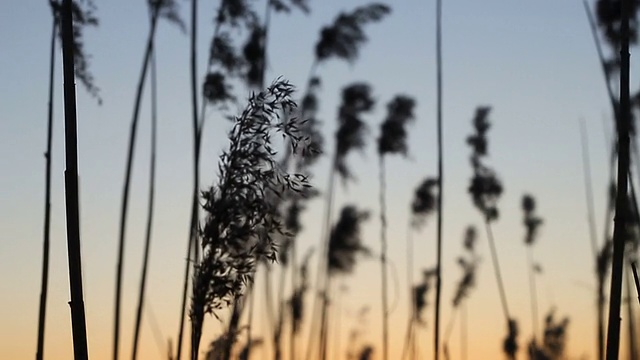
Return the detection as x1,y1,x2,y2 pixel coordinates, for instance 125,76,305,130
201,0,258,107
315,4,390,63
244,0,310,89
433,0,445,357
335,83,375,181
452,227,479,308
504,319,519,359
131,49,159,360
59,0,89,357
357,346,374,360
176,0,259,356
412,268,438,325
346,306,371,360
276,20,392,351
189,80,312,360
310,84,375,360
240,5,314,354
293,77,324,169
376,95,416,360
327,206,371,275
401,268,437,360
596,0,640,51
36,5,61,360
204,329,245,360
37,4,102,354
522,194,543,348
599,0,633,357
290,249,314,335
589,11,639,356
315,206,370,360
283,3,391,172
273,192,317,360
411,178,439,229
113,2,184,359
442,227,479,360
467,107,502,222
466,106,518,359
401,177,438,360
528,310,570,360
238,338,263,360
50,0,101,102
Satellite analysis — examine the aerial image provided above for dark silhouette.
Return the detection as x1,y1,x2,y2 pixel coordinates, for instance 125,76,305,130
131,48,158,360
521,195,543,350
36,6,58,360
113,2,183,359
189,80,311,360
312,83,375,360
176,1,257,356
321,206,371,360
466,106,519,359
377,95,416,360
578,116,605,360
604,0,632,357
442,226,479,360
37,2,99,358
528,310,570,360
433,0,444,358
60,0,89,357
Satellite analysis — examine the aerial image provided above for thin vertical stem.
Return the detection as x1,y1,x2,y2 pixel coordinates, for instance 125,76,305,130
114,7,160,359
332,287,342,360
176,0,199,356
580,117,605,360
176,229,194,360
379,155,389,360
132,46,158,360
290,239,298,360
318,278,332,360
484,221,510,320
632,261,640,305
36,15,57,360
305,161,336,360
461,302,467,360
434,0,444,358
61,0,89,357
625,260,639,360
605,0,631,357
401,226,414,360
274,261,288,360
264,266,276,343
189,0,200,266
580,118,600,259
400,320,413,360
527,247,539,343
583,0,619,115
442,306,458,355
246,287,256,360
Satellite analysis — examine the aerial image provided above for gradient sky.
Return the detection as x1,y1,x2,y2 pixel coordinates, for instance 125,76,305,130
1,0,639,359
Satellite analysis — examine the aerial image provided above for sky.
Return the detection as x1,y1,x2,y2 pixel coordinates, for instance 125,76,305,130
1,0,639,359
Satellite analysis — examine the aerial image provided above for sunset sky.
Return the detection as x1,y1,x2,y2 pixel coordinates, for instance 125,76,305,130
1,0,639,359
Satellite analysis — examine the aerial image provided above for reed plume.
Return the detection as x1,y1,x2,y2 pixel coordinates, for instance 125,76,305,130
466,106,518,359
377,95,416,360
189,80,313,360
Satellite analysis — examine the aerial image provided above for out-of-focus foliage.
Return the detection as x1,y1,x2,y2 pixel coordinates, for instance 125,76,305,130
411,177,438,229
335,83,375,181
327,206,370,275
377,95,416,156
452,226,479,307
467,107,503,222
316,3,391,63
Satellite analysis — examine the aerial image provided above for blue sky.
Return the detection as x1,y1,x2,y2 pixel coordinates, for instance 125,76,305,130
0,0,637,359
